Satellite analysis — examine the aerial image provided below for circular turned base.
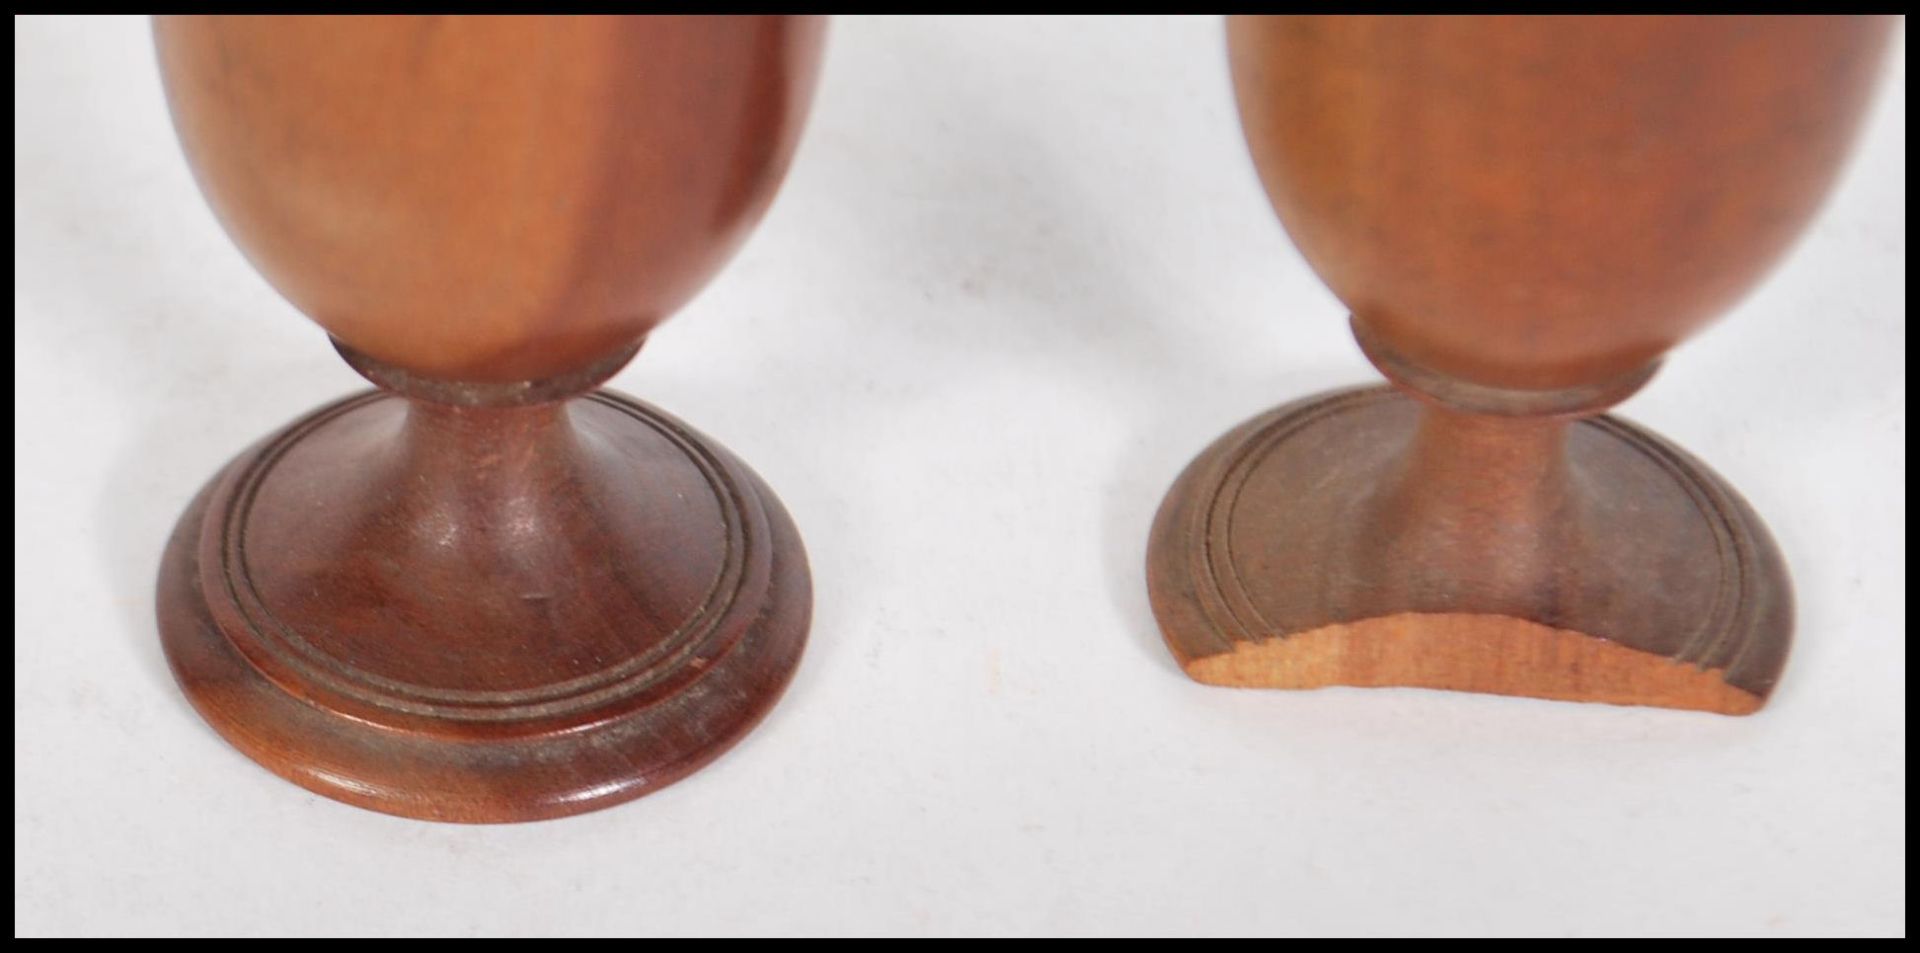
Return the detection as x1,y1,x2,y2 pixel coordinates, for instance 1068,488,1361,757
1147,386,1792,715
157,390,810,822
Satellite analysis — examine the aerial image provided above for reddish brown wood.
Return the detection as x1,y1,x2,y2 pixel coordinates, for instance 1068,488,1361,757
1149,16,1893,713
157,15,821,384
154,15,824,821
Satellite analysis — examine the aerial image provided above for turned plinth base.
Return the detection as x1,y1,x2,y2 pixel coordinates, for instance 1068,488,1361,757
1147,386,1791,715
158,386,810,821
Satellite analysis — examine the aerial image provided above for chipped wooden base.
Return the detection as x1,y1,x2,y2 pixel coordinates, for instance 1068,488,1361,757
158,389,811,822
1183,612,1761,715
1147,387,1792,715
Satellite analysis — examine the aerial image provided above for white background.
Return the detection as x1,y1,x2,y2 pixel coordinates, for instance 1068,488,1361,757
13,15,1906,938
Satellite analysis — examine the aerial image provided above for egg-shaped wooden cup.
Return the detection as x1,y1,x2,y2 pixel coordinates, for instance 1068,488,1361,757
154,15,825,821
1148,16,1894,714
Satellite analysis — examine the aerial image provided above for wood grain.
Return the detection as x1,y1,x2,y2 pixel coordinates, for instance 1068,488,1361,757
157,15,824,383
1185,614,1762,716
1149,16,1892,713
153,15,824,820
1231,15,1891,391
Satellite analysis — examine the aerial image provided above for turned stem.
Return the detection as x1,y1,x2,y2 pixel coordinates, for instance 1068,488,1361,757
398,401,579,476
338,335,618,529
1391,404,1574,546
1350,402,1583,614
372,400,602,572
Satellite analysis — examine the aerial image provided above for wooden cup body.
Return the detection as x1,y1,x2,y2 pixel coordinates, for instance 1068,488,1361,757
1230,15,1891,391
157,15,826,383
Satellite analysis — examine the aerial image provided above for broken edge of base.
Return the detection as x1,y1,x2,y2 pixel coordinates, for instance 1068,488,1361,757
1180,611,1764,716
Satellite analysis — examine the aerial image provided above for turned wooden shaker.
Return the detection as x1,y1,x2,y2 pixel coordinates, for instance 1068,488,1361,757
154,15,825,820
1148,16,1893,713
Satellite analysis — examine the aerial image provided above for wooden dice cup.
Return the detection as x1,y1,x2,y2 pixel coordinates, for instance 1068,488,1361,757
1147,382,1789,715
158,359,810,822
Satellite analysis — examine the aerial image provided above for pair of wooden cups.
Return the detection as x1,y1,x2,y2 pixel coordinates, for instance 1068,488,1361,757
154,16,1894,821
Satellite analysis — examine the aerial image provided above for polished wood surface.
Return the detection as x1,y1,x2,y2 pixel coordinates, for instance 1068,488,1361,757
1232,15,1890,392
1149,15,1892,713
1149,386,1790,714
154,15,823,820
160,392,810,820
157,15,824,383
